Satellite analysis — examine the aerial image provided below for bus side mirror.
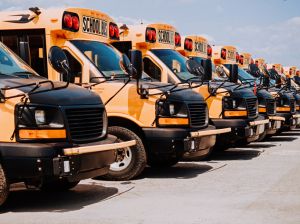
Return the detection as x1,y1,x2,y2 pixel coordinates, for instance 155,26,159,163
129,50,143,80
201,59,212,81
186,59,205,77
0,89,5,103
229,64,238,83
121,53,136,78
48,46,70,76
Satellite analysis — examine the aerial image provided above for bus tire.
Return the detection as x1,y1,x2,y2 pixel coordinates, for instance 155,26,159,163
41,179,79,191
101,126,147,181
0,163,9,207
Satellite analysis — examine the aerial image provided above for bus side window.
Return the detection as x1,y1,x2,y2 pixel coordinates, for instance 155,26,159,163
1,35,19,55
143,57,162,81
63,50,83,83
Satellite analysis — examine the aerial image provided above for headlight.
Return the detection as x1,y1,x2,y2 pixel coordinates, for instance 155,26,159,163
223,97,246,110
169,104,175,116
17,105,65,129
156,100,188,118
156,100,189,126
35,110,46,125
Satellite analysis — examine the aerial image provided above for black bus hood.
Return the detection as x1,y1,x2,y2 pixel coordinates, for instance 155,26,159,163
141,81,205,103
209,81,256,98
1,78,102,106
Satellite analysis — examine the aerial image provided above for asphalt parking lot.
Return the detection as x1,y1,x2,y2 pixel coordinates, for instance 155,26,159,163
1,130,300,224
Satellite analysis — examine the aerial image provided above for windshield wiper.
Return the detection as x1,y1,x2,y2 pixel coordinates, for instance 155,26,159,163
11,71,36,78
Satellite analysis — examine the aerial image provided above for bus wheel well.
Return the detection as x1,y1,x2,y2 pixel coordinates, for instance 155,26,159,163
108,117,145,142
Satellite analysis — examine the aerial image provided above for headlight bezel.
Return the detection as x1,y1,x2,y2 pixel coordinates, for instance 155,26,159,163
15,103,66,142
156,100,190,127
223,97,246,110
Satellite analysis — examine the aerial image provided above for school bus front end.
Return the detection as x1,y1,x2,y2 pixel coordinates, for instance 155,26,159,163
0,41,142,206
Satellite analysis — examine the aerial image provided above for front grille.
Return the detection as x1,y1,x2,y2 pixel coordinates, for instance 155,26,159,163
245,98,258,118
188,103,207,127
266,99,276,115
65,107,104,143
290,99,296,114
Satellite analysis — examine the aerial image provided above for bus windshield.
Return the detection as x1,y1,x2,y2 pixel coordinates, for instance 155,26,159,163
71,40,127,78
151,49,196,81
0,42,39,79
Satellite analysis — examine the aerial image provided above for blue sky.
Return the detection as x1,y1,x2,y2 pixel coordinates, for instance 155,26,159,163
1,0,300,68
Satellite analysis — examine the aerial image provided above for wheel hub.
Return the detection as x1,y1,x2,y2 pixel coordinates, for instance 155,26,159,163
110,147,132,172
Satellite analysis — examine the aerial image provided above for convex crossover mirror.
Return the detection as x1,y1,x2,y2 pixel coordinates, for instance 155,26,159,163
186,59,205,77
120,53,134,76
48,46,70,75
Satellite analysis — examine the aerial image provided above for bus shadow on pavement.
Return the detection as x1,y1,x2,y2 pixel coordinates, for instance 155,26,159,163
210,148,265,161
1,184,118,213
141,163,213,179
264,137,298,142
274,132,300,136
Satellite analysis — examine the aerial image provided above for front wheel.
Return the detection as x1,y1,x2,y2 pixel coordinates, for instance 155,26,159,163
101,126,147,181
0,163,9,207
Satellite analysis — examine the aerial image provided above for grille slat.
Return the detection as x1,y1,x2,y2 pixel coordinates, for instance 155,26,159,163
65,107,104,143
188,103,207,127
245,98,258,118
266,99,276,115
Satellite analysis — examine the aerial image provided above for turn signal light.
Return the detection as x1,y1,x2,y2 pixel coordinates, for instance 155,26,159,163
184,38,193,51
175,32,181,47
62,12,80,32
236,52,240,63
109,23,120,40
146,27,156,43
239,55,244,65
207,44,212,57
221,48,227,60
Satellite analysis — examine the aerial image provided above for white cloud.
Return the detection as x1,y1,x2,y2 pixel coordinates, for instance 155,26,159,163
222,16,300,68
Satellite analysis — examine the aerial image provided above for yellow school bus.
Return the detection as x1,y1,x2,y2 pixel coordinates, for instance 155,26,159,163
0,7,225,180
114,27,270,148
0,39,139,206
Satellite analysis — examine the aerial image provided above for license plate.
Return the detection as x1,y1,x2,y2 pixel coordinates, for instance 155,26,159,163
82,16,108,37
158,29,175,45
227,50,235,61
194,41,207,54
257,124,265,134
275,121,281,129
